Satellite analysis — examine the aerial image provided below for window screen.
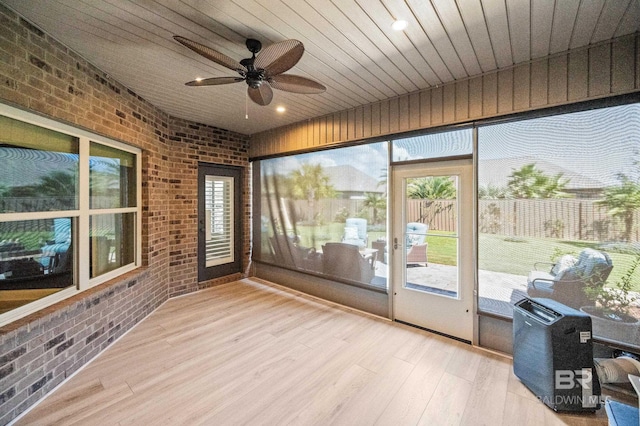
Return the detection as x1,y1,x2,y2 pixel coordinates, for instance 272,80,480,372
477,103,640,350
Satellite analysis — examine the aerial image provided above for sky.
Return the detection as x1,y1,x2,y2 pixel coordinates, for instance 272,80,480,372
261,103,639,187
478,103,640,185
264,141,389,181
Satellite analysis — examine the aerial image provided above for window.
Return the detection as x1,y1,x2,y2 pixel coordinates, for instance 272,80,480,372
90,143,137,278
477,103,640,349
0,103,141,326
392,128,472,162
254,142,388,289
205,176,234,267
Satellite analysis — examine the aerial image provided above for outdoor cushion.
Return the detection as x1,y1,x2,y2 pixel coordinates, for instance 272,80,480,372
581,249,610,275
405,222,428,246
407,234,422,246
553,248,610,281
551,254,577,277
343,226,359,241
342,218,368,248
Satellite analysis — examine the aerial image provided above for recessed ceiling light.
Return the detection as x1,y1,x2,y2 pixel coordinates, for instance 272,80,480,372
392,20,408,31
195,77,203,82
276,106,286,113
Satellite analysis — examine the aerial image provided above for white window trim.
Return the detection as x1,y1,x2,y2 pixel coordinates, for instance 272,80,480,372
0,103,142,327
205,175,234,267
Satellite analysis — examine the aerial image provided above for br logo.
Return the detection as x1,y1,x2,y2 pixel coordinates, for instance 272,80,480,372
555,369,594,389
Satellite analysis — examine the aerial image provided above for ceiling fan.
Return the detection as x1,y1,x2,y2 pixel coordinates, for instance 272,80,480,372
174,36,326,106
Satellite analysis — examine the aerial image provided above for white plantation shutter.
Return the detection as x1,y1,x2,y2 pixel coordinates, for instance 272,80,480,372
205,175,234,266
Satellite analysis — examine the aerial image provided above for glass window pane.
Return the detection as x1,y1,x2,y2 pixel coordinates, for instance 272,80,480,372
0,116,79,213
0,218,74,313
90,143,136,209
90,213,135,278
256,142,388,288
477,102,640,350
392,128,472,162
205,175,234,266
404,176,458,298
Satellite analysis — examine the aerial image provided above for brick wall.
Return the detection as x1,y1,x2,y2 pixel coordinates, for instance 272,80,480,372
165,117,250,297
0,4,250,423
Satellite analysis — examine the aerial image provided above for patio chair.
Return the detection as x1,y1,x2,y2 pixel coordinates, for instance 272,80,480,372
322,242,375,284
269,234,321,272
527,248,613,309
375,222,429,265
406,222,428,266
341,218,368,248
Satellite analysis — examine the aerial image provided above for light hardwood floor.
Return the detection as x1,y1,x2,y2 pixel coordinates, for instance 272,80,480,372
17,278,613,425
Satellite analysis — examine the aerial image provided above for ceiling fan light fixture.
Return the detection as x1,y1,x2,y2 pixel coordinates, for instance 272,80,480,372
392,20,408,31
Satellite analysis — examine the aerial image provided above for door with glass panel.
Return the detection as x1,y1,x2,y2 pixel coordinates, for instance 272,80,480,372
198,163,242,281
391,159,474,341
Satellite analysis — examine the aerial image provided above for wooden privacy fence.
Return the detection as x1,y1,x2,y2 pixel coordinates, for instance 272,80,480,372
476,199,638,242
263,197,368,225
263,197,638,243
406,198,637,242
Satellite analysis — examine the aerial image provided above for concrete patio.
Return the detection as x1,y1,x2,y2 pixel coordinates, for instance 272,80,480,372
374,261,528,317
373,261,640,348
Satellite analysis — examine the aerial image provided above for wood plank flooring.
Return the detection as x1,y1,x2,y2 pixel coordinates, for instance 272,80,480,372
16,278,612,425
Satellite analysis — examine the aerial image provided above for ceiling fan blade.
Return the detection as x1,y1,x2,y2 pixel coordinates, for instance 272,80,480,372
174,36,244,72
254,40,304,77
248,84,273,106
269,74,326,94
185,77,244,86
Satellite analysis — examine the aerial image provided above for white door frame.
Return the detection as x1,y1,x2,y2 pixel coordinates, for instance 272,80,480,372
390,159,476,342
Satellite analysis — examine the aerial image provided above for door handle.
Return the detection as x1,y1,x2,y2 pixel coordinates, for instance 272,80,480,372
393,237,402,250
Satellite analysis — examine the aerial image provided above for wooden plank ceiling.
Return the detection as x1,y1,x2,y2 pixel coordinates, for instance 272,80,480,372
2,0,639,135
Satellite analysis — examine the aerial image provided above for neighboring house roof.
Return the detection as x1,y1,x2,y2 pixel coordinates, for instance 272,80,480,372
325,165,383,194
478,156,606,191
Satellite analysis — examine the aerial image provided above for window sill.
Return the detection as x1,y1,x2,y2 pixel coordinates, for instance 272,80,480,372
0,267,149,335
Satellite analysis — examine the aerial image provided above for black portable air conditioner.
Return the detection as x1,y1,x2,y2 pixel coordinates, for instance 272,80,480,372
513,298,601,412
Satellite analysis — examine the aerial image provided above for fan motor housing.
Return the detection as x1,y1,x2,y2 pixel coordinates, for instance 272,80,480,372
245,70,265,88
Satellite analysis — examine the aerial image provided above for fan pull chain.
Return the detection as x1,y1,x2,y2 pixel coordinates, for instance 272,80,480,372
245,90,249,120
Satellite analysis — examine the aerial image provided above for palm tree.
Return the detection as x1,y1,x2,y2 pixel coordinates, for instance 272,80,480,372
362,192,386,225
507,163,570,199
377,167,388,193
407,176,456,199
288,163,335,223
478,184,509,199
37,170,77,209
598,173,640,242
407,177,456,227
38,171,76,197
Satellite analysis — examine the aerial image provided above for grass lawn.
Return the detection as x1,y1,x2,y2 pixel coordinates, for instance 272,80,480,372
293,222,640,292
479,233,640,292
